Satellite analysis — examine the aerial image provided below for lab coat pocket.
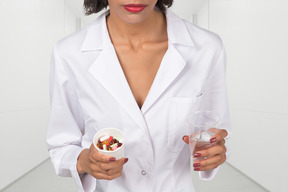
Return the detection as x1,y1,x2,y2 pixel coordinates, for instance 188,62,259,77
168,96,202,152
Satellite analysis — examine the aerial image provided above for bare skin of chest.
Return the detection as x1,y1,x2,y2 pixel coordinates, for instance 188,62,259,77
114,41,168,109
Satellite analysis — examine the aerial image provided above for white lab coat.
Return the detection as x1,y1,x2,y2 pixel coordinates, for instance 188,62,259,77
47,9,231,192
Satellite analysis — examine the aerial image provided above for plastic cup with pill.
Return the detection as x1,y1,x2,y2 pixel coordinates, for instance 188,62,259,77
186,111,221,161
93,127,125,160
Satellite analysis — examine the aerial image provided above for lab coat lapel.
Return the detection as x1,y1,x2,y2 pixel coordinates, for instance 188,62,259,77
141,45,187,113
82,11,147,129
88,48,147,129
141,9,195,113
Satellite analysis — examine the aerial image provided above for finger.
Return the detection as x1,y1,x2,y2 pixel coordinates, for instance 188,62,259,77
104,164,124,176
89,144,117,163
194,162,219,171
194,153,226,171
97,158,128,171
95,161,124,174
89,158,128,179
91,158,127,179
218,139,226,147
194,143,226,158
209,128,228,143
182,135,189,144
91,170,123,180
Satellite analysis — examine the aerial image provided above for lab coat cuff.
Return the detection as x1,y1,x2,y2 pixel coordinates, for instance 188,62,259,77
198,132,230,180
71,148,96,192
198,166,219,180
76,173,96,192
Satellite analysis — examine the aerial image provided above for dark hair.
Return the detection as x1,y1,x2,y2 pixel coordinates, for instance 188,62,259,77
84,0,173,15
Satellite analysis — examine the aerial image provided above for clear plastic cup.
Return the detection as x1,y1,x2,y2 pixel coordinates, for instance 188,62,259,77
186,111,221,161
93,127,125,160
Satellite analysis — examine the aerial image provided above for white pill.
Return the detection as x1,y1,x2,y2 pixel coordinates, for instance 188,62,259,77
100,135,109,142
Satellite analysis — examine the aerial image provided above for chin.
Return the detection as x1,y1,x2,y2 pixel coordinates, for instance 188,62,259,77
121,15,148,24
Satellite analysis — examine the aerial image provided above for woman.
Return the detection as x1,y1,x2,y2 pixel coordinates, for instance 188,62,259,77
47,0,231,191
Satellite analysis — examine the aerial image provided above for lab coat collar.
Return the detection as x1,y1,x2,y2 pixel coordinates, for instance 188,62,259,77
166,9,195,47
81,11,112,51
81,9,195,52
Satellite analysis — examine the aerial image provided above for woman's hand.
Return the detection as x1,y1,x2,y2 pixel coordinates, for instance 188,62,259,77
182,128,228,171
77,144,128,180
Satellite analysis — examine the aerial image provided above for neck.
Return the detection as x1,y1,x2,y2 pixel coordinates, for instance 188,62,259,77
106,9,167,46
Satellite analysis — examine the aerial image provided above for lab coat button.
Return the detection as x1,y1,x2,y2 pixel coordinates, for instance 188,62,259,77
141,170,146,175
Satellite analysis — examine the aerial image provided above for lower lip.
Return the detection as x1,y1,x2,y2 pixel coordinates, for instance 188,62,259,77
123,5,146,13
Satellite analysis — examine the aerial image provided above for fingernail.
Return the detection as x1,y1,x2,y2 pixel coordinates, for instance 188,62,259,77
124,158,129,164
210,137,217,143
193,163,201,167
194,153,201,158
194,167,200,171
109,157,116,162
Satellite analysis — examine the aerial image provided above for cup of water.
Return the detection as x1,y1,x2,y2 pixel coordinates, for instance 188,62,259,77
186,111,221,161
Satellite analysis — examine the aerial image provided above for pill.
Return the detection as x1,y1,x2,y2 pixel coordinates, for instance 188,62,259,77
97,135,123,151
108,136,113,143
100,135,109,142
110,143,118,149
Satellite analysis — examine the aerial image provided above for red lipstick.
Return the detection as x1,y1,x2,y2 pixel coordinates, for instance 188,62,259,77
123,4,146,13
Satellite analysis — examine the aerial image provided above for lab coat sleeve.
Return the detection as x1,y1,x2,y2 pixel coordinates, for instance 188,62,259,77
47,44,96,192
198,46,232,180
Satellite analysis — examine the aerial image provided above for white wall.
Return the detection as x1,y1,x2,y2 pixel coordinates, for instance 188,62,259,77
196,0,288,191
0,0,77,190
171,0,208,23
65,5,78,36
196,1,209,29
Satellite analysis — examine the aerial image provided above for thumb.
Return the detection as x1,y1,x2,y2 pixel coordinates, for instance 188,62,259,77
182,135,189,144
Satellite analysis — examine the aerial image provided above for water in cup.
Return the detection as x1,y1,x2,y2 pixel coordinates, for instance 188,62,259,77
186,111,221,161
